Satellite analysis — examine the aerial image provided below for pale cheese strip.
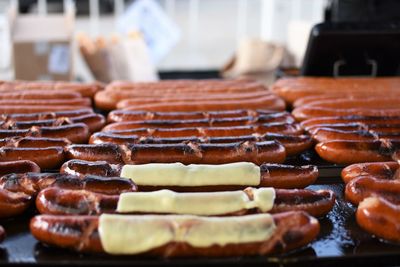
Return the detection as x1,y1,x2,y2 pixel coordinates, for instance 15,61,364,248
120,162,261,186
99,214,276,255
117,188,275,215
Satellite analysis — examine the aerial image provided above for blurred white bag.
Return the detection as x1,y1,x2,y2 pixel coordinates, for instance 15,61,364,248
78,32,158,83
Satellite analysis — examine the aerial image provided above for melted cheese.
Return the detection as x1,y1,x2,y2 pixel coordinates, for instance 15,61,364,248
99,214,276,255
117,188,275,215
120,162,261,186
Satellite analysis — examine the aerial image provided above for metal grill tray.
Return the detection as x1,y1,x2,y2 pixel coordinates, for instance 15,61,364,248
1,172,400,266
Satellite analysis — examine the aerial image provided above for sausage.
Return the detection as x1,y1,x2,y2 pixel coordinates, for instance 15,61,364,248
36,187,334,217
0,81,103,98
115,92,276,109
30,211,320,255
107,109,277,122
356,197,400,243
102,113,294,131
66,141,286,165
0,172,136,196
301,116,400,130
0,136,71,148
0,98,91,107
105,123,303,137
0,160,40,175
304,98,400,110
2,108,93,121
341,162,399,184
0,105,92,114
89,132,312,156
60,160,122,178
311,128,377,143
60,160,318,190
0,190,32,218
121,96,286,112
345,175,400,205
0,172,136,218
3,113,105,133
306,123,366,133
315,140,393,164
0,147,65,169
0,90,82,100
292,106,400,121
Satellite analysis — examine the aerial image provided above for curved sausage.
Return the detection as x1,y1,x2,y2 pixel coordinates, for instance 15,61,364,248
0,136,71,148
36,187,334,217
107,110,277,122
356,197,400,243
345,175,400,205
0,160,40,175
0,190,32,218
30,211,320,255
105,123,303,137
315,140,392,164
0,105,91,114
311,128,377,142
341,162,399,184
121,96,286,112
304,98,400,109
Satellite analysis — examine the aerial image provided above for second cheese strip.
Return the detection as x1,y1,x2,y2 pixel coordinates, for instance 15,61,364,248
117,188,275,215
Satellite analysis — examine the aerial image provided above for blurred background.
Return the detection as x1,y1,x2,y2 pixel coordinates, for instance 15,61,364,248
0,0,327,82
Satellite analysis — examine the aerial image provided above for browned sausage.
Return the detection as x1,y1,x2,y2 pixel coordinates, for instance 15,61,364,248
30,211,320,255
103,113,294,131
2,108,93,121
0,90,82,100
36,187,334,217
0,136,70,148
66,141,286,165
356,197,400,243
0,105,92,114
315,140,393,164
89,132,311,156
0,160,40,175
60,160,318,190
105,123,303,137
341,162,399,184
121,96,286,112
301,116,400,130
0,98,91,107
0,147,65,169
345,175,400,205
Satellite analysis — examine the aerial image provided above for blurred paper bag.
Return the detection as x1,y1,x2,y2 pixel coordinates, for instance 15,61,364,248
78,32,158,83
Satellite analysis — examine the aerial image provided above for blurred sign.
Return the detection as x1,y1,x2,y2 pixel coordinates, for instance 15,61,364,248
116,0,180,63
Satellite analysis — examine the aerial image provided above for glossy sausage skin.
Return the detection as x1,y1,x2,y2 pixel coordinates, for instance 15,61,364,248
0,137,71,148
0,225,4,242
341,162,399,184
105,123,304,137
292,106,400,121
103,113,294,130
66,141,287,165
0,105,91,114
0,147,65,169
89,132,312,156
0,90,82,100
301,116,400,130
0,98,91,107
60,160,318,190
36,187,334,217
345,176,400,205
121,96,286,112
315,140,393,165
107,109,277,122
1,109,93,121
30,211,320,256
0,160,40,175
0,173,136,218
303,98,400,110
356,197,400,243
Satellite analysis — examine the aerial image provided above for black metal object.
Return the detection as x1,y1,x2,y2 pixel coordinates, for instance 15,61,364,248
301,22,400,77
